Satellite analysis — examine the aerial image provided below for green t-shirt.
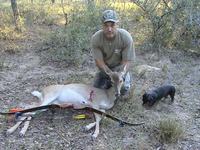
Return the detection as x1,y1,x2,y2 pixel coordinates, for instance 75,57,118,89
91,28,135,68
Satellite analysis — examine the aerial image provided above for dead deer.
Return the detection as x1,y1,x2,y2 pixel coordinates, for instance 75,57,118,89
7,71,126,138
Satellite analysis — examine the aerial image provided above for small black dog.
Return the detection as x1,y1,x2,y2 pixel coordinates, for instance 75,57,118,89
142,85,175,106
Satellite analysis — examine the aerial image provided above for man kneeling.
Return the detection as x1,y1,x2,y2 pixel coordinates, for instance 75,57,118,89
91,10,135,99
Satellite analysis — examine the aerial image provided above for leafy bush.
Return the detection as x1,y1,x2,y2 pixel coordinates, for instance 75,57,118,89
0,57,9,71
19,3,57,25
131,0,200,51
1,0,199,54
40,1,102,66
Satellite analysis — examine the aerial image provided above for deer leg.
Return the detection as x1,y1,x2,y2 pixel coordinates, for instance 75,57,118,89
92,109,105,138
91,113,102,138
85,122,96,131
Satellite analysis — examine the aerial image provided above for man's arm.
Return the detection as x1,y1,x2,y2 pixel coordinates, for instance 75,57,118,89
95,59,113,75
91,32,113,74
119,31,135,75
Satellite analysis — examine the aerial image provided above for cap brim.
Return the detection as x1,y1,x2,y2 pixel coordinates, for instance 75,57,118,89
103,19,118,23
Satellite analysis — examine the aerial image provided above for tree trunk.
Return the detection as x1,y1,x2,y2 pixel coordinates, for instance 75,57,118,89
10,0,21,31
61,0,68,25
87,0,94,3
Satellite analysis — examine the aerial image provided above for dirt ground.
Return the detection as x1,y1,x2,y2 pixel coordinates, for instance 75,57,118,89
0,27,200,150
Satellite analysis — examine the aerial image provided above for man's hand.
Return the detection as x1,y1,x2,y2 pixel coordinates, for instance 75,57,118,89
95,59,113,75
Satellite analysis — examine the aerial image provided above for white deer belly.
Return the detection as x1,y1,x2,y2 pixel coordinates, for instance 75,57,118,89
56,89,88,107
99,101,114,110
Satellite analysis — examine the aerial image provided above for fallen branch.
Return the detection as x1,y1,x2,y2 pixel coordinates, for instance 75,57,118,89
6,116,27,135
19,116,32,137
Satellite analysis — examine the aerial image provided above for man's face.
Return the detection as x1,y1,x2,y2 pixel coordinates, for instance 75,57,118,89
103,21,117,40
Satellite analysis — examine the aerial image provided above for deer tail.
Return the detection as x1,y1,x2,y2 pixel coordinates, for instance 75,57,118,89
31,91,42,101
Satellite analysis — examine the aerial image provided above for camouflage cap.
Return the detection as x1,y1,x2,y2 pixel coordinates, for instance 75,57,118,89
102,10,118,23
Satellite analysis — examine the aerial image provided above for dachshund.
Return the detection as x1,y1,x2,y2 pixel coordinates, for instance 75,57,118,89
142,85,175,106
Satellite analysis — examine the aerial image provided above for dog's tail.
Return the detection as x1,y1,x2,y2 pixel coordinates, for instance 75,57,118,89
31,91,42,101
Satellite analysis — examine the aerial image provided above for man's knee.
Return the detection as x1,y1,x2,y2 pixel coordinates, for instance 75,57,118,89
124,72,132,88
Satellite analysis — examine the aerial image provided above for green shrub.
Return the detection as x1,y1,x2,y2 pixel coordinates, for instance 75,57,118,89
0,58,9,71
158,118,183,143
41,2,102,66
1,0,199,54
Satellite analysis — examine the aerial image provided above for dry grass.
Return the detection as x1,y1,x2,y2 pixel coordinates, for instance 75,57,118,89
0,1,200,149
158,118,183,143
0,58,9,71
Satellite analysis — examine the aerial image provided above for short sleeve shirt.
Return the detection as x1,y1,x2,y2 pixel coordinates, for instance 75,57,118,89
91,28,135,68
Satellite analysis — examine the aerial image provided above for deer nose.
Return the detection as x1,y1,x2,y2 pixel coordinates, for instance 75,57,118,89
115,93,120,98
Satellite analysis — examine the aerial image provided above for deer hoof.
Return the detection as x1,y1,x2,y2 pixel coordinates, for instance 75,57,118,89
89,133,97,140
85,126,91,131
81,126,88,132
85,123,95,131
91,133,98,139
19,132,25,137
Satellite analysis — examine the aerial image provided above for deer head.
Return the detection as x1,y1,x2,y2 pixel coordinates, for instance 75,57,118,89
103,64,127,98
109,72,125,98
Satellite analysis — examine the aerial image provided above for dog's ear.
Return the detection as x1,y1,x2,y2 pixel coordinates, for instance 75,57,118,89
142,93,147,99
141,89,146,96
142,93,148,105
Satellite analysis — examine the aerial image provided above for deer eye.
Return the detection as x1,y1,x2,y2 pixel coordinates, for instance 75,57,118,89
119,80,123,83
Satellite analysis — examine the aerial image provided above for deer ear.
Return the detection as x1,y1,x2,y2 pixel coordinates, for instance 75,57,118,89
143,93,148,100
123,64,127,72
119,64,128,77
